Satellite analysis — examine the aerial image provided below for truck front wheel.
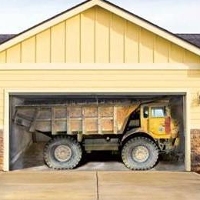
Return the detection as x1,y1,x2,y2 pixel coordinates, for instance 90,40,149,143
121,137,159,170
44,136,82,169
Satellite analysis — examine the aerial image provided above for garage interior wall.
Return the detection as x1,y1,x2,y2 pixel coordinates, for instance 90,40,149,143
9,96,32,167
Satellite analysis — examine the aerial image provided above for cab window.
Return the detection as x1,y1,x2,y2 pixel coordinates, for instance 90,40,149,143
151,107,165,118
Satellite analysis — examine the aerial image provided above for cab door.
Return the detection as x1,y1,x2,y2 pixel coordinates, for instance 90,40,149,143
148,106,170,138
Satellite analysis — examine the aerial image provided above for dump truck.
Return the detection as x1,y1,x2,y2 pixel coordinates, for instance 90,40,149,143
13,98,179,170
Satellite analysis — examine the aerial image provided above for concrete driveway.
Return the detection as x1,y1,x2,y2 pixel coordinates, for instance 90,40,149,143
0,171,199,200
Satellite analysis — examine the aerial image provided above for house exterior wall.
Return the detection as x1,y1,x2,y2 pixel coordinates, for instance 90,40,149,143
0,7,200,64
0,6,200,171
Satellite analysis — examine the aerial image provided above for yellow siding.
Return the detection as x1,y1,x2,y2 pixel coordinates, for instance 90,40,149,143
0,51,6,63
154,36,169,63
0,6,200,64
140,29,154,63
81,9,95,63
36,29,51,62
0,89,3,127
95,7,110,63
190,92,200,127
169,44,184,63
184,50,200,63
66,15,80,62
125,22,139,63
6,44,21,63
110,14,125,63
51,22,65,62
21,37,36,63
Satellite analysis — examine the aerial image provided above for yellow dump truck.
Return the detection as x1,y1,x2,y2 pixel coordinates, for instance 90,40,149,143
13,99,179,170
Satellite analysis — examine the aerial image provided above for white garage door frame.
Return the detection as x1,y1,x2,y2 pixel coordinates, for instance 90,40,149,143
3,88,191,171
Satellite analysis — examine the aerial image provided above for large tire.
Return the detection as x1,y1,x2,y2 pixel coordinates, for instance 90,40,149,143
121,137,159,170
44,136,82,170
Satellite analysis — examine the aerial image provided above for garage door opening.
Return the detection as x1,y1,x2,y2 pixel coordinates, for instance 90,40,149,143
8,92,186,171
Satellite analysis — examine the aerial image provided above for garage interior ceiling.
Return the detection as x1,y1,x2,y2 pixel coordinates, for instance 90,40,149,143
12,93,184,104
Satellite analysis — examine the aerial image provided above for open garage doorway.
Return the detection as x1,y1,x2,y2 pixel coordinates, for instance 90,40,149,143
6,92,187,171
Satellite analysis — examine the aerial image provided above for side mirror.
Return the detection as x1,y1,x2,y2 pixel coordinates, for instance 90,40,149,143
143,106,149,118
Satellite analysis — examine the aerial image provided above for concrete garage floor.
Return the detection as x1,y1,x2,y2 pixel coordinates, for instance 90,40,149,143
11,142,185,171
0,171,200,200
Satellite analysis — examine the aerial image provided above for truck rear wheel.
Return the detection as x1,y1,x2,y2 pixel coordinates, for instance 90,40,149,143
121,137,159,170
44,136,82,169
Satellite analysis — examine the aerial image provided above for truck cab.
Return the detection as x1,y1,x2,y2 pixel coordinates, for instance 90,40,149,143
124,102,179,152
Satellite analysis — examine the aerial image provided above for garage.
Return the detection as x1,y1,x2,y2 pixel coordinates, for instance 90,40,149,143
0,0,200,172
7,92,185,171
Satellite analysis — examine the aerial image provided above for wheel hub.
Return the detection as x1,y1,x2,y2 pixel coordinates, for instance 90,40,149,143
54,145,72,162
132,145,149,163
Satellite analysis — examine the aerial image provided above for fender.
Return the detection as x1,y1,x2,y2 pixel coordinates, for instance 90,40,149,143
121,128,156,145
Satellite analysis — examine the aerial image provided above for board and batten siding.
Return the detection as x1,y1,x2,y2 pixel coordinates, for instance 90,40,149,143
0,6,200,64
0,69,200,129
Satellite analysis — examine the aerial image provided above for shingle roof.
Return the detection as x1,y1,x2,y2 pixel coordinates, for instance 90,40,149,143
176,34,200,48
1,33,200,49
0,34,16,44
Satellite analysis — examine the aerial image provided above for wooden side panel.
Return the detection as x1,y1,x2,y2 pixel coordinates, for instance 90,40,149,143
21,37,36,63
6,44,21,63
0,51,6,63
169,43,184,63
190,91,200,127
154,36,169,63
36,29,51,62
184,50,200,63
0,7,200,64
1,69,200,89
95,7,110,63
140,29,154,63
110,14,125,63
81,9,95,63
125,22,139,63
51,22,65,62
66,15,80,62
0,89,3,127
0,111,3,127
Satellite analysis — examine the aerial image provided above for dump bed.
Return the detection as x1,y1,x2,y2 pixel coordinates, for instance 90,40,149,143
13,103,137,136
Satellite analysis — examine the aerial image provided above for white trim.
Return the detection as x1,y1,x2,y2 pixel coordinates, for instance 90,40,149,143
185,93,191,171
0,0,200,56
0,63,199,71
3,90,9,171
3,88,190,171
4,88,189,94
